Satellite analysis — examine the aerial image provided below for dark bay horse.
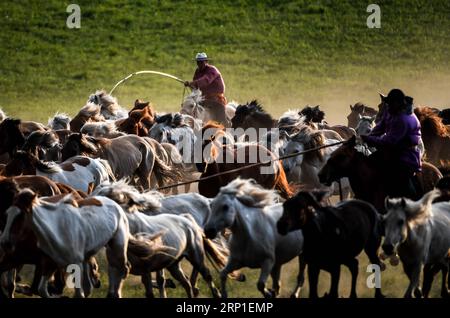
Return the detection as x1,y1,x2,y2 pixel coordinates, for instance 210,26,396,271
231,101,277,141
318,136,442,213
197,123,292,199
277,190,384,298
0,119,25,157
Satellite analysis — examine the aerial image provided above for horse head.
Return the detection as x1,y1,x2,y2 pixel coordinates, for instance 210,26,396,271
0,118,26,156
61,133,97,161
277,190,327,235
0,188,37,254
318,135,357,186
4,151,37,176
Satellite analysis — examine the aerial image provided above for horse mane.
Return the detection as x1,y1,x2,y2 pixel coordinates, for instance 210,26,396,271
184,89,204,105
388,190,441,226
88,90,122,115
93,180,163,212
78,102,102,118
414,106,450,138
219,178,280,208
23,130,59,150
13,151,61,174
291,126,326,162
48,113,71,130
80,121,120,137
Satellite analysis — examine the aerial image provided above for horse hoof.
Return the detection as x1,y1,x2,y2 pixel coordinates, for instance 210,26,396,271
414,288,423,298
193,287,200,298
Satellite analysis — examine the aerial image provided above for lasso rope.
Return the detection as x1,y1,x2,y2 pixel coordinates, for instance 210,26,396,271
109,70,186,95
156,140,346,191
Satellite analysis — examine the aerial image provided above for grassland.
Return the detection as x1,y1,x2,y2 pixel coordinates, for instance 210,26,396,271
0,0,449,124
2,0,449,298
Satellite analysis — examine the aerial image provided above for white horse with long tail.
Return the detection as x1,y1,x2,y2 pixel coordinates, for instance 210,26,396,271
204,178,306,298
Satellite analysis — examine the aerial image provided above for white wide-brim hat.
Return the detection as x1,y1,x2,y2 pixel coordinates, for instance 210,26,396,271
195,52,209,61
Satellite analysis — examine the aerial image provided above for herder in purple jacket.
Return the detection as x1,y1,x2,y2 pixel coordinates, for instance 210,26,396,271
361,89,422,199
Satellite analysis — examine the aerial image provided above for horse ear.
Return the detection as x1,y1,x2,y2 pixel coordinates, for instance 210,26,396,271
379,93,386,102
16,189,38,213
350,105,354,111
385,197,393,210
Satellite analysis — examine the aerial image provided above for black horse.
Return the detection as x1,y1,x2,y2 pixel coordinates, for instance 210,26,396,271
277,191,384,298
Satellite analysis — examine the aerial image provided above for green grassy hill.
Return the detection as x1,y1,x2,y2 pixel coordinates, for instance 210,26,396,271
1,0,449,123
2,1,449,298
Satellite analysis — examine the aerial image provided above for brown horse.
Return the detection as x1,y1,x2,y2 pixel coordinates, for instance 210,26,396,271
69,103,104,133
61,133,177,190
0,119,26,157
197,122,292,199
0,176,63,297
414,106,450,169
347,102,378,129
118,100,156,136
318,136,442,213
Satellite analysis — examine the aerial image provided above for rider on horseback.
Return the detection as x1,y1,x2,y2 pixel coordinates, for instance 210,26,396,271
361,89,422,199
184,52,228,125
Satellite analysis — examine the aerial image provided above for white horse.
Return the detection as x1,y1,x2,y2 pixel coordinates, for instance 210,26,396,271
383,190,450,298
4,151,113,193
180,89,237,123
123,210,223,298
355,115,376,136
0,190,161,298
149,113,197,164
88,90,128,120
204,178,306,298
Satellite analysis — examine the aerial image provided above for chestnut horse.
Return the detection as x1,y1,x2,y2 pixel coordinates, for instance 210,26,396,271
118,100,156,136
197,122,292,199
318,136,442,213
414,106,450,169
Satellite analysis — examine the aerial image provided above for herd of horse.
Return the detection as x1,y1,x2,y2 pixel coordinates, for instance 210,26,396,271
0,89,448,298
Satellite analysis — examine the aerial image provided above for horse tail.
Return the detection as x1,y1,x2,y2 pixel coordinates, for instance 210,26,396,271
127,233,172,260
203,235,228,271
152,151,182,188
275,162,294,199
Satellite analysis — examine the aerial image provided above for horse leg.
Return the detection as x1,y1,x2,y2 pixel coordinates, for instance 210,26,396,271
73,262,85,298
167,262,193,298
257,259,275,298
403,262,422,298
308,263,320,299
439,265,449,298
105,229,130,298
220,260,241,299
270,263,281,297
187,249,220,298
345,258,358,298
37,263,58,298
189,268,200,297
156,270,167,298
141,273,154,298
290,254,306,298
364,226,385,298
326,264,341,298
422,264,436,298
3,269,16,298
